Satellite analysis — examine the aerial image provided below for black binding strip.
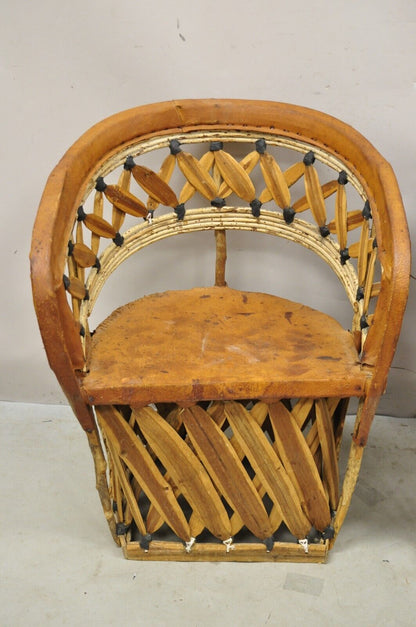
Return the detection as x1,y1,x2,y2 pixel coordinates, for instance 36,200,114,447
362,200,372,220
140,533,152,550
63,274,70,290
321,525,335,541
211,197,226,208
338,170,348,185
283,207,295,224
303,150,315,165
340,248,350,265
210,141,223,151
264,536,275,552
77,206,87,222
124,155,135,170
175,203,186,220
250,198,262,217
255,138,267,153
169,139,182,155
113,232,124,247
95,176,107,192
116,522,130,536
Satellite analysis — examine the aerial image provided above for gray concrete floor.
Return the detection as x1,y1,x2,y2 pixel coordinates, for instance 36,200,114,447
1,401,415,626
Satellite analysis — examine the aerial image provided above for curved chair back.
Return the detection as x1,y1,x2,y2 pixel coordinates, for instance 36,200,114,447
31,100,410,443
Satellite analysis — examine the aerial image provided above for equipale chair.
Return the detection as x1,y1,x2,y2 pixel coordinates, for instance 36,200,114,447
30,100,410,562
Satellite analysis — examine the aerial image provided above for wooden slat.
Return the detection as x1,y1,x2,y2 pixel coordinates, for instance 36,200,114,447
328,210,364,234
346,210,365,230
248,402,284,532
291,398,314,429
259,161,306,203
146,474,206,539
293,179,337,214
83,213,117,239
269,402,331,531
112,168,131,231
306,421,321,468
284,161,306,187
132,165,178,207
212,161,222,191
176,150,217,200
75,219,84,246
304,165,327,226
147,154,177,211
67,242,77,278
259,152,291,208
135,406,232,540
105,436,147,535
66,276,86,300
207,400,282,535
72,242,97,268
92,190,104,255
349,237,373,260
136,405,205,538
104,185,148,218
249,401,270,424
214,150,256,202
315,399,339,510
218,151,259,198
96,405,191,542
182,405,273,539
357,218,370,285
224,402,310,538
208,400,281,535
178,151,215,204
335,183,348,250
363,248,378,313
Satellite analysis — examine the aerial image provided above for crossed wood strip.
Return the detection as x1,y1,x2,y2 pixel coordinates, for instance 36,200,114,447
64,137,379,346
95,399,342,548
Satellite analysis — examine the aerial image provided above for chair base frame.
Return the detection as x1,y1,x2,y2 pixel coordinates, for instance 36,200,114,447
121,538,329,563
86,396,365,562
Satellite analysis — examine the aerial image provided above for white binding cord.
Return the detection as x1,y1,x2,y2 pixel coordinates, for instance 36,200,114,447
223,537,235,553
185,537,196,553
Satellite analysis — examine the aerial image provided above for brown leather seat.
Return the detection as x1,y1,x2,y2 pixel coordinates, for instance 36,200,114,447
84,287,367,406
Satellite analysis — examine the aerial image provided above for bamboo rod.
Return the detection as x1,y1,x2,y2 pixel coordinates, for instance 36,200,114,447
86,425,120,546
214,229,227,286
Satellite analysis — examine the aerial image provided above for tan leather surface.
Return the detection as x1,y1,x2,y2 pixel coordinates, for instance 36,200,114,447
83,287,367,405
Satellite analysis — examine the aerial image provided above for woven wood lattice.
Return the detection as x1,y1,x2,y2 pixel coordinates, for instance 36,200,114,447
63,133,380,354
95,397,347,556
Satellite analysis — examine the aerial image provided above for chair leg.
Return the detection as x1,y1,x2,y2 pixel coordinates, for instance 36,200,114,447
332,438,364,544
86,423,120,546
331,397,373,544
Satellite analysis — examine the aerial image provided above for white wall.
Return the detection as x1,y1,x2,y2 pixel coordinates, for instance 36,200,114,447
1,0,414,415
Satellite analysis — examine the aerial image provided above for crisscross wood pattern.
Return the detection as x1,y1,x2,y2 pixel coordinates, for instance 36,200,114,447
95,397,346,559
63,133,380,354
